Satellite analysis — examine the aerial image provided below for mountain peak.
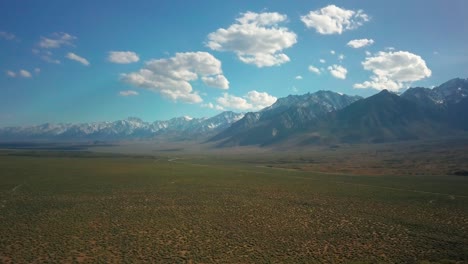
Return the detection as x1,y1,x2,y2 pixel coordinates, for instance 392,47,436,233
402,77,468,106
2,78,467,145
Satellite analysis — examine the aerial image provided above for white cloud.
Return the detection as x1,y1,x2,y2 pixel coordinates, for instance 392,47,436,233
338,54,345,61
6,70,33,78
353,50,432,91
202,102,225,111
246,90,277,108
216,90,277,111
6,70,16,77
121,51,228,103
202,102,214,108
66,52,90,66
328,65,347,79
295,75,303,80
34,32,76,64
39,32,76,49
217,93,251,111
207,11,297,67
108,51,140,64
347,38,374,48
19,69,32,78
301,5,369,35
201,74,229,89
353,76,401,91
330,50,336,55
0,31,17,41
365,51,372,57
308,65,321,74
119,90,139,96
32,49,61,64
319,59,326,63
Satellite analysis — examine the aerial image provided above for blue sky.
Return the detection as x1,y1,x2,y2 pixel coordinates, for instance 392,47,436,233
1,0,467,126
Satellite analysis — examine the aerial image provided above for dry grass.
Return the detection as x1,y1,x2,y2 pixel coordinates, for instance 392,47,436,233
0,148,467,263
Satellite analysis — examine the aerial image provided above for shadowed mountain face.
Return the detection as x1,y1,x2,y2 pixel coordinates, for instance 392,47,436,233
1,78,467,146
402,78,468,107
211,91,362,146
212,78,468,146
449,97,468,130
328,90,450,143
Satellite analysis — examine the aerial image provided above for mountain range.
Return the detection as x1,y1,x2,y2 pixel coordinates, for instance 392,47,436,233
0,111,245,142
1,78,467,147
212,78,468,146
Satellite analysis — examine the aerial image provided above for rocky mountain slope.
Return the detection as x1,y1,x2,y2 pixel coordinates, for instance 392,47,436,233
0,111,244,141
212,78,468,146
1,78,467,146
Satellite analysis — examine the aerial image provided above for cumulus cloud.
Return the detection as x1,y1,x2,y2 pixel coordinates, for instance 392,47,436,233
19,70,32,78
108,51,140,64
338,54,345,61
6,70,33,78
6,70,16,77
201,74,229,89
39,32,76,49
216,91,277,111
34,32,77,64
347,38,374,48
245,90,277,108
32,49,61,64
206,11,297,67
202,102,225,111
295,75,303,80
330,50,336,55
0,31,17,41
301,5,369,35
119,90,139,96
66,52,90,66
353,50,432,91
216,94,251,111
328,65,347,79
319,59,326,64
121,52,228,103
308,65,321,75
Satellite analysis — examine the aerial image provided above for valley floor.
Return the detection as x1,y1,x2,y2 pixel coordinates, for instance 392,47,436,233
0,145,467,263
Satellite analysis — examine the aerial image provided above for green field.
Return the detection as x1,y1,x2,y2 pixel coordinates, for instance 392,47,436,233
1,150,467,263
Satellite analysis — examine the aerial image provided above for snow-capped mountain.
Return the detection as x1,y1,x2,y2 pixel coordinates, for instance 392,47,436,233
0,111,244,141
402,78,468,106
211,78,468,147
211,90,362,146
2,78,467,146
263,90,362,113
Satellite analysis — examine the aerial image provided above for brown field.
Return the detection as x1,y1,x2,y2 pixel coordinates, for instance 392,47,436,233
0,140,467,263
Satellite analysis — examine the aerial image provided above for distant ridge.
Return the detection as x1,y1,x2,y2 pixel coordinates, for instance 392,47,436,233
0,111,245,141
1,78,467,146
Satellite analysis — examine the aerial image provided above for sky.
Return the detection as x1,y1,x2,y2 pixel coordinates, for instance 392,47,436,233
1,0,467,126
